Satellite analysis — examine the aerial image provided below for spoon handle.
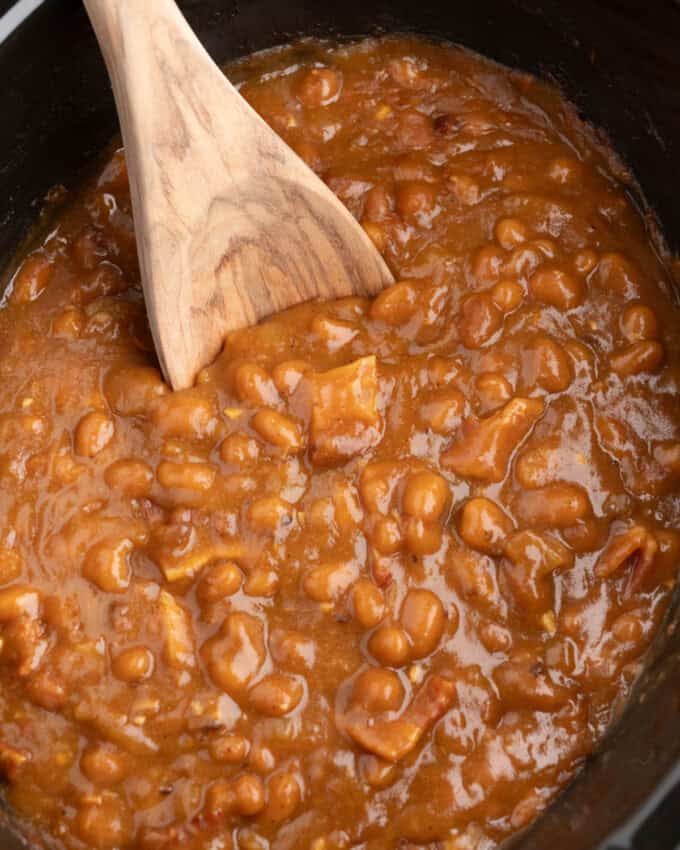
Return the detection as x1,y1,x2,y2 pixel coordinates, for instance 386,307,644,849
83,0,393,389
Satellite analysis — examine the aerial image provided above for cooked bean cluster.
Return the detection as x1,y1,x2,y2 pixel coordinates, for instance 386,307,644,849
0,35,679,850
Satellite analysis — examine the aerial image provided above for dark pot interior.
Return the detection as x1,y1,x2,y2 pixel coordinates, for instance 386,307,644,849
0,1,679,848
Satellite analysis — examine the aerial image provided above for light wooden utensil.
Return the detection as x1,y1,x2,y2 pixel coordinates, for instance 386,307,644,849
83,0,393,390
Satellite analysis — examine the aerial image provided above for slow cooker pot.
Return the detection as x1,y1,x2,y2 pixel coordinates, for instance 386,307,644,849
0,1,679,848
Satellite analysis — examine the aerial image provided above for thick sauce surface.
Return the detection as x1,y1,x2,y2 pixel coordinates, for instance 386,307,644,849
1,36,680,850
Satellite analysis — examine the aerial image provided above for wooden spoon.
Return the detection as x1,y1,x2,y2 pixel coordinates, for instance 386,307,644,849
83,0,393,389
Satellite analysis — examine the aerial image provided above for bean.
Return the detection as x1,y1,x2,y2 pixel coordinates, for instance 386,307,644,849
367,626,410,667
112,646,154,683
479,622,513,653
351,667,404,712
495,218,528,250
402,469,450,522
303,561,357,603
74,411,114,457
157,460,216,491
360,461,404,514
476,372,513,411
573,249,599,276
491,279,524,312
503,244,542,279
0,586,40,622
104,365,168,416
427,356,459,387
201,611,266,697
209,734,249,764
151,391,216,439
352,580,386,629
248,496,294,536
363,184,393,220
219,433,260,466
529,267,585,310
514,445,553,490
610,340,664,376
249,673,304,717
311,314,358,350
233,773,266,816
459,497,513,555
24,669,67,711
232,362,280,407
400,589,446,658
251,408,303,453
80,745,127,786
74,793,133,849
82,539,133,593
611,611,644,644
360,754,398,787
419,388,466,434
523,336,573,392
264,772,301,823
596,252,641,298
363,221,388,253
197,561,242,604
405,518,443,555
104,458,153,497
620,303,659,342
272,360,310,396
11,252,54,304
295,68,342,107
515,484,590,528
459,293,502,348
204,778,234,819
370,281,419,325
244,567,279,598
395,181,437,220
333,482,364,532
370,515,403,556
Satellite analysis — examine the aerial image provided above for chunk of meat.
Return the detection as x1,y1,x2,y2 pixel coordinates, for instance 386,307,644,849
441,398,544,482
158,590,195,669
494,659,573,711
305,356,382,466
155,540,246,584
344,674,455,762
502,530,573,613
595,525,661,594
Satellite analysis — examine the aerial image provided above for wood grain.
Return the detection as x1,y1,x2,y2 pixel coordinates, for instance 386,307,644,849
82,0,393,389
